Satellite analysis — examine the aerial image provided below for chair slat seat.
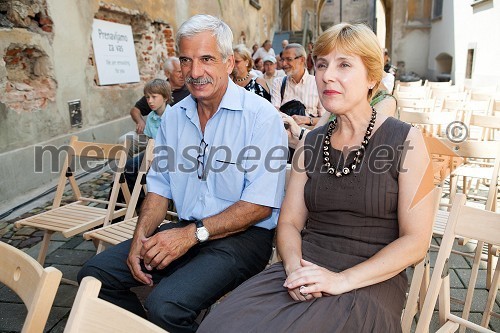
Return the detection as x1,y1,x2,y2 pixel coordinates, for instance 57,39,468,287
452,165,493,179
13,136,130,266
15,202,120,237
433,210,449,236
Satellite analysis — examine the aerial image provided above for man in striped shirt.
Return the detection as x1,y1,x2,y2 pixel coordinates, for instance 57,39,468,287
271,43,324,127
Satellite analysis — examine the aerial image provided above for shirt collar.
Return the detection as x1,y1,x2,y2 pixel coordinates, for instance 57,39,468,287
183,78,243,120
289,68,309,84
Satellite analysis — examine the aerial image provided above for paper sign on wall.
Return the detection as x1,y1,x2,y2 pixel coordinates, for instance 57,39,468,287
91,19,140,85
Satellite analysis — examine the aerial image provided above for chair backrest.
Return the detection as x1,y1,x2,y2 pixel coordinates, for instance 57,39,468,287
394,90,428,100
396,79,423,88
401,187,443,332
64,276,167,333
124,139,155,220
400,110,456,125
414,194,500,333
52,135,130,214
424,80,452,87
397,98,436,112
0,242,62,333
455,140,500,211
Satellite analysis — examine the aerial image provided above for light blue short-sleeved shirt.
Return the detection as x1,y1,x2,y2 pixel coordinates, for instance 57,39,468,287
147,80,288,229
144,105,170,139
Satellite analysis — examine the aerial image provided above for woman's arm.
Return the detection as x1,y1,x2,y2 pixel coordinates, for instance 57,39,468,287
276,139,311,300
256,77,270,94
285,127,434,296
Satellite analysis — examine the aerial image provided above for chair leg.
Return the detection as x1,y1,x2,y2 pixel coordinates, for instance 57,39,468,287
37,230,54,265
96,241,107,254
420,256,431,312
481,258,500,327
401,261,424,333
486,244,496,290
458,241,483,333
438,275,451,326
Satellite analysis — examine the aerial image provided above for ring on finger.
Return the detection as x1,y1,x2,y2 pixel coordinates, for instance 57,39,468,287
299,285,309,297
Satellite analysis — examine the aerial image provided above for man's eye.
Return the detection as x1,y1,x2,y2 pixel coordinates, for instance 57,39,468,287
340,63,350,68
316,63,327,69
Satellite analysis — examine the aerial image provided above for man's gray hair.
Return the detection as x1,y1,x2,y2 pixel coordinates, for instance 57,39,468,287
285,43,307,58
176,14,233,61
164,57,180,74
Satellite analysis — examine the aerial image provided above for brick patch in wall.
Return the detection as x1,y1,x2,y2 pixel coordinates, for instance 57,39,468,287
1,45,57,113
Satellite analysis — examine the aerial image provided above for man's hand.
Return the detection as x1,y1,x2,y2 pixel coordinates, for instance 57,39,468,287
127,238,153,286
136,119,146,134
140,225,197,271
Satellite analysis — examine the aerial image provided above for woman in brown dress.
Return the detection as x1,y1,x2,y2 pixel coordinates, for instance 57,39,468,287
198,23,434,333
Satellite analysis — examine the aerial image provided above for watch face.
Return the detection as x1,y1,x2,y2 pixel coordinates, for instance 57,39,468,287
196,227,209,242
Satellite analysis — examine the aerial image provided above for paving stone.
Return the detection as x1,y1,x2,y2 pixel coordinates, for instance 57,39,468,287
74,240,97,251
44,317,68,333
0,285,22,304
50,264,83,282
455,268,488,289
18,236,42,249
43,307,70,333
59,236,85,250
23,240,65,260
14,227,37,237
45,248,94,266
449,288,500,313
51,285,78,307
0,303,28,332
429,250,471,269
490,314,500,332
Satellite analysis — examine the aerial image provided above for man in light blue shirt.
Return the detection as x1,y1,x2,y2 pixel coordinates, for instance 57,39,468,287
79,15,287,333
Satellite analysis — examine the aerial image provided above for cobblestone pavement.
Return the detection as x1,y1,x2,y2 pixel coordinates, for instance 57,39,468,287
0,172,499,332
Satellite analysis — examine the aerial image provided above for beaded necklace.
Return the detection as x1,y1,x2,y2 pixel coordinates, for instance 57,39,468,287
323,107,377,177
235,72,250,82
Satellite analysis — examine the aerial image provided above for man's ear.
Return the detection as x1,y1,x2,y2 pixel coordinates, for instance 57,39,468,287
225,54,235,75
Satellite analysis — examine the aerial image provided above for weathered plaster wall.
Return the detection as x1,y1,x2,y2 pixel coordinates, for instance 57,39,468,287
0,0,281,211
427,0,454,81
390,0,431,79
453,0,500,87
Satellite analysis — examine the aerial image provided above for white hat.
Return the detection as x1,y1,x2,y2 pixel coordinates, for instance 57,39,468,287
263,55,276,64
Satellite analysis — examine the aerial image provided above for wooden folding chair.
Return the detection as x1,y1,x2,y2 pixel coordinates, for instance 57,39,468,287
0,241,62,333
83,139,178,253
395,79,423,89
424,80,453,88
401,187,443,333
415,194,500,333
14,136,130,265
64,276,168,333
400,109,457,137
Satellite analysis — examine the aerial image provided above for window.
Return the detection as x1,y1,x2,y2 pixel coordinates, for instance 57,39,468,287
432,0,443,19
465,49,475,79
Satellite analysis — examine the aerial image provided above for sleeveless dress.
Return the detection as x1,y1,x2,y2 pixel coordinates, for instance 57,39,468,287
244,77,271,102
198,117,412,333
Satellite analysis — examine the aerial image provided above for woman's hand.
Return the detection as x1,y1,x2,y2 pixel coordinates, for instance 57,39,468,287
284,259,351,299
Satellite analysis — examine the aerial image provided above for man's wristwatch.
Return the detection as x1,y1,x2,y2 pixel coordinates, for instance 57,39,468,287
194,219,209,243
308,115,314,126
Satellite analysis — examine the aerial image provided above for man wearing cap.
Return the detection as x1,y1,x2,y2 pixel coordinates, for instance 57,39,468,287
262,55,285,93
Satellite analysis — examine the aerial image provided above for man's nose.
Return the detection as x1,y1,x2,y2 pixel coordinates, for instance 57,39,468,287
190,60,204,78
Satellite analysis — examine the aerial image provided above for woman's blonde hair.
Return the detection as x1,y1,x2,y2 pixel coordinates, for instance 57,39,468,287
313,23,383,100
233,44,253,72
